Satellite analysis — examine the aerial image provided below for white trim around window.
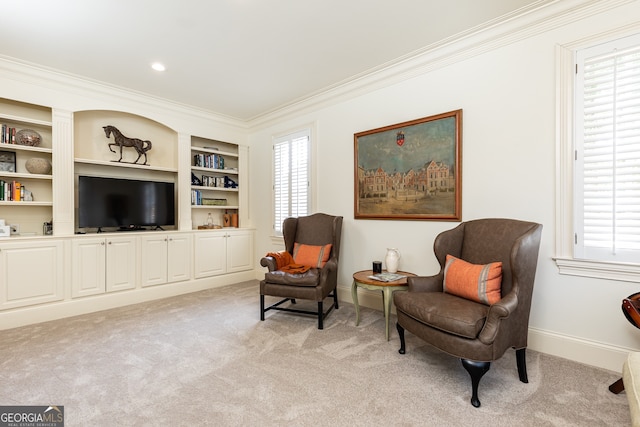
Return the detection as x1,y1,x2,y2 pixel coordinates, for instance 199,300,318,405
555,23,640,283
270,123,317,241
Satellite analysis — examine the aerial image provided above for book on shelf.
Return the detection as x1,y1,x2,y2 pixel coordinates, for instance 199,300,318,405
1,124,17,144
367,272,407,282
0,180,31,202
190,189,227,206
201,198,226,206
12,180,20,201
200,175,226,188
193,153,225,170
191,189,201,205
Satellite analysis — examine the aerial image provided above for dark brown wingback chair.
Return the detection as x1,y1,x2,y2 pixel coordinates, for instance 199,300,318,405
394,218,543,407
260,213,343,329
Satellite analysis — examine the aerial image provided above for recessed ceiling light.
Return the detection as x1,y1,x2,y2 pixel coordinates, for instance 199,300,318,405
151,62,166,72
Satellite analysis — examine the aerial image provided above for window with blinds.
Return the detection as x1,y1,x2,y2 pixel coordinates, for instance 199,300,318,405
575,34,640,263
273,130,310,235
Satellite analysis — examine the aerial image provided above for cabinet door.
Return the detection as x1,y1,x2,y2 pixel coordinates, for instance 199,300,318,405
140,235,169,287
167,233,192,283
106,236,137,292
72,238,106,298
0,240,64,309
226,230,254,273
194,232,226,278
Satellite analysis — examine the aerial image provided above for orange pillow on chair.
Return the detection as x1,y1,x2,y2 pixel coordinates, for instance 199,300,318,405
443,255,502,305
293,243,332,268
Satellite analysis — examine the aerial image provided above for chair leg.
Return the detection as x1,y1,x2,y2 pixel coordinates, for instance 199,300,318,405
461,359,491,408
260,295,265,321
397,323,406,354
609,378,625,394
318,301,324,330
516,348,528,383
333,289,339,309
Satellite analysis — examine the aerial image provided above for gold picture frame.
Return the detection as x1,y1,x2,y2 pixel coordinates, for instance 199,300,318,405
354,110,462,221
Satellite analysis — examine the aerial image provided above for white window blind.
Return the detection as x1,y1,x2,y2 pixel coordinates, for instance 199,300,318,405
273,130,310,234
575,34,640,263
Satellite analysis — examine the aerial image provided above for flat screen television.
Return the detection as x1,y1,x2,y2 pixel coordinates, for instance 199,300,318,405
78,175,175,231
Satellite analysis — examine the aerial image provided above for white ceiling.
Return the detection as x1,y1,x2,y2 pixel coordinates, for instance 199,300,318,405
1,0,541,121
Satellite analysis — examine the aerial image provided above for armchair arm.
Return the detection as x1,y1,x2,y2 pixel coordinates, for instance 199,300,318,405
407,273,444,292
477,291,518,345
260,256,278,272
319,258,338,281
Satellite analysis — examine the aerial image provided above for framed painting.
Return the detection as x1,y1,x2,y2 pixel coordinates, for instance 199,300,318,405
354,109,462,221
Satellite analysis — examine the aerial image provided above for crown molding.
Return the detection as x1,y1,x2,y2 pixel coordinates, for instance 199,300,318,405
0,55,248,132
0,0,633,132
248,0,636,130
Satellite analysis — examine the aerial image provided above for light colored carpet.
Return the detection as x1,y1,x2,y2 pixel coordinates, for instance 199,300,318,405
0,280,630,426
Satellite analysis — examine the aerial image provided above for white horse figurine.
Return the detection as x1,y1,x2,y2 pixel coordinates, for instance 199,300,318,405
103,125,152,165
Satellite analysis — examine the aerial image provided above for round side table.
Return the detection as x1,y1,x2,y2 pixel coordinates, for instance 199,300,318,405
351,270,416,341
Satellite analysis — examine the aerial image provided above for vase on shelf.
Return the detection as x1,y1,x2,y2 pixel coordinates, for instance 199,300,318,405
25,158,52,174
385,248,401,273
16,129,42,147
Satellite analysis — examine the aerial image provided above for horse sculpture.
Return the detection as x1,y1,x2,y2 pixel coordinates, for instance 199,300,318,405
103,125,152,165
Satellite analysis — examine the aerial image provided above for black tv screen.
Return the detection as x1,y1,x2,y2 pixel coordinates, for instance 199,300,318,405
78,175,175,230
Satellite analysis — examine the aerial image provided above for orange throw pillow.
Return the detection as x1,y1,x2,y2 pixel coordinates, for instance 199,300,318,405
292,243,332,268
443,255,502,305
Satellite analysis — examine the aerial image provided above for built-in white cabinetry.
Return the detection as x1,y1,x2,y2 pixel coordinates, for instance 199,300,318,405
140,233,192,287
0,239,64,309
190,136,240,228
0,96,254,330
194,232,226,278
0,98,54,236
226,229,254,273
194,229,253,279
71,236,137,297
72,237,105,297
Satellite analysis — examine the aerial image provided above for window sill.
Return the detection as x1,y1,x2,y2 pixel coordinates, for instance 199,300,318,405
269,235,285,246
554,257,640,283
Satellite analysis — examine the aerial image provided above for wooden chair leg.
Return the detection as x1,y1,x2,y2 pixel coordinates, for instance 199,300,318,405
260,295,265,321
318,301,324,330
462,359,491,408
397,323,406,354
516,348,528,383
609,378,625,394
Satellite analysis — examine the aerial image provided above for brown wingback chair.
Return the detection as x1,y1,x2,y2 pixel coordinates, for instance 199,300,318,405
394,218,543,407
260,213,343,329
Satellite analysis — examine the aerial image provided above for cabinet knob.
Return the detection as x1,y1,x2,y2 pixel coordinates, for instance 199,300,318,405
101,242,105,246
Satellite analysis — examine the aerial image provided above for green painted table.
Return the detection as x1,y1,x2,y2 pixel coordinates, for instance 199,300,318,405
351,270,416,341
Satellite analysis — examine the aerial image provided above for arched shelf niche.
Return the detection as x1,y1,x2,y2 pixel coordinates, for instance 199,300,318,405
74,110,178,172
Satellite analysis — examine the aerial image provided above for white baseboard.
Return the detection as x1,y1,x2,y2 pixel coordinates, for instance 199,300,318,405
527,327,631,372
336,284,630,372
0,270,255,331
